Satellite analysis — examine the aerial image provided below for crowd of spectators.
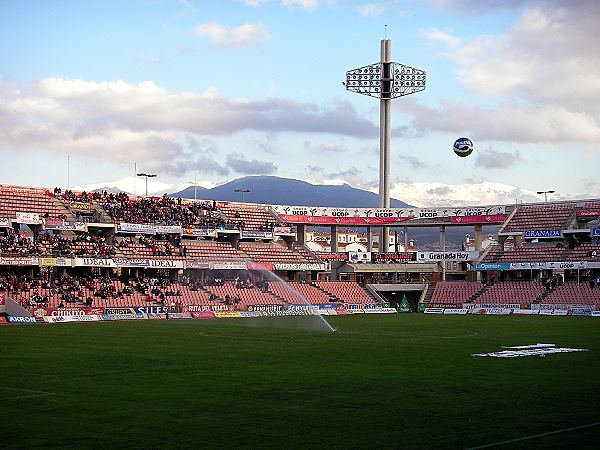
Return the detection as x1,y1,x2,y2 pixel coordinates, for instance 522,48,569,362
100,192,221,226
118,235,180,257
53,188,93,203
542,273,564,291
38,232,116,257
0,231,40,256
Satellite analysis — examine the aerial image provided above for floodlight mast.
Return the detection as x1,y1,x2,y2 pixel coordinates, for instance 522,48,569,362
345,39,426,252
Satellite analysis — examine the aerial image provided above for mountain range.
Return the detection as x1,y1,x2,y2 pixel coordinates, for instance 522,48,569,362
170,176,411,208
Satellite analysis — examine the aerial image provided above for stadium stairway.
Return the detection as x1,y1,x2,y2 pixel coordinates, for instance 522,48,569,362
292,243,322,264
311,283,345,303
464,285,490,304
534,289,551,305
52,197,78,221
421,282,435,305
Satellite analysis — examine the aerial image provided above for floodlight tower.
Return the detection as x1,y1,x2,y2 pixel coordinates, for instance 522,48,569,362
345,38,426,252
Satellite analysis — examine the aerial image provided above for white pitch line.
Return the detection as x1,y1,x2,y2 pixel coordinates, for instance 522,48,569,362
0,387,57,400
2,392,56,400
465,421,600,449
0,386,54,393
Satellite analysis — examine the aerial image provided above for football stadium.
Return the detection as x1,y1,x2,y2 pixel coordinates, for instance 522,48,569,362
2,1,600,449
1,185,600,448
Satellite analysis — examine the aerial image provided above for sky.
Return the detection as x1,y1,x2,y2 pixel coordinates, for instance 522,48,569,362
1,0,599,206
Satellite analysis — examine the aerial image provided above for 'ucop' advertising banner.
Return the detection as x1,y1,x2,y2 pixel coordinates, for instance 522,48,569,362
270,204,507,224
450,214,508,224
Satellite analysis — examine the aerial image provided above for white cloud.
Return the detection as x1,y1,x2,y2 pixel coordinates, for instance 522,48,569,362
240,0,270,5
409,2,600,147
431,3,600,107
239,0,323,9
0,78,377,176
391,180,541,207
356,3,386,17
420,28,461,48
193,22,271,48
282,0,320,9
404,98,600,144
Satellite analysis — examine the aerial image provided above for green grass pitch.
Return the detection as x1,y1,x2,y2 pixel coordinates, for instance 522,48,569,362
1,315,599,449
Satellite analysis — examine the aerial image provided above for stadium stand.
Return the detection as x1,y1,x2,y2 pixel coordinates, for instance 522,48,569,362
540,281,600,306
115,237,181,259
3,182,600,318
316,281,375,305
218,203,277,231
0,186,62,219
267,281,309,304
182,240,241,260
475,281,545,307
239,242,308,263
429,281,485,307
502,203,575,233
292,243,322,264
203,282,285,307
99,192,221,226
287,282,335,305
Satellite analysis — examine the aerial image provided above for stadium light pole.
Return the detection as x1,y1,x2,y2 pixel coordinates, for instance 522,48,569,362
536,190,555,203
137,173,157,196
234,189,250,202
345,36,426,252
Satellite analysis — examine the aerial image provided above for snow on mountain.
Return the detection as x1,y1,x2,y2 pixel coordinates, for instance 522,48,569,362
74,176,214,196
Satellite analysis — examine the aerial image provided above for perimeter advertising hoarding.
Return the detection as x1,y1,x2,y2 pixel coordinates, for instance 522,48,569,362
417,251,479,262
348,251,371,263
33,307,104,318
273,263,326,271
43,220,87,232
117,223,183,234
576,210,600,218
450,214,508,224
182,227,216,237
273,226,294,235
40,257,71,267
7,316,37,324
0,257,39,266
15,212,41,224
271,204,507,225
241,231,273,239
111,258,184,269
522,229,561,239
0,218,10,227
74,258,117,268
276,214,408,226
373,252,416,262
